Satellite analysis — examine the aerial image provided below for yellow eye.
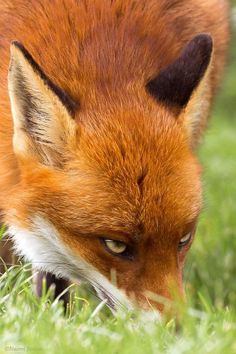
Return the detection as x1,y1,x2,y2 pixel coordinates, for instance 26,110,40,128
179,232,192,248
103,239,127,255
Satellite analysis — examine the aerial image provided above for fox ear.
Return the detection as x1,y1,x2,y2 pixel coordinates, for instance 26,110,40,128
146,34,213,110
8,41,77,167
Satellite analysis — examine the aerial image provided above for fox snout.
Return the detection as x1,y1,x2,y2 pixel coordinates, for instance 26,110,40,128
95,281,185,316
98,250,186,313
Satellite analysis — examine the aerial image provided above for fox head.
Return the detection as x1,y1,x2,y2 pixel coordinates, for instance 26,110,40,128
6,34,212,313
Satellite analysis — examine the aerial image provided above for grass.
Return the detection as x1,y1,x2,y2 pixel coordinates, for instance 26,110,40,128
1,11,236,354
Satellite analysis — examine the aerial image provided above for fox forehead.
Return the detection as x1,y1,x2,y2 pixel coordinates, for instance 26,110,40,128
73,109,201,224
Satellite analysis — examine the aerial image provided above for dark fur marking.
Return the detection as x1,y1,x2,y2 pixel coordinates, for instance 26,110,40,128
12,41,78,116
137,222,145,234
137,172,146,187
146,34,213,108
137,170,147,196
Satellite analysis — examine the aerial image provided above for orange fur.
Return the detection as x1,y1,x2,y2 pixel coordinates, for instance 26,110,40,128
0,0,230,311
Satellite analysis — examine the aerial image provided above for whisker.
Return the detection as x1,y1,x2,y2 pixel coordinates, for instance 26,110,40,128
92,280,127,311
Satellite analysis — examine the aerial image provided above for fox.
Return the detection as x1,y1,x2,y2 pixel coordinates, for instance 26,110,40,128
0,0,230,313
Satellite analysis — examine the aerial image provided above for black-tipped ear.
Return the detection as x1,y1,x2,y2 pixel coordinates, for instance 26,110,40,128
8,41,78,166
146,34,213,109
9,41,77,117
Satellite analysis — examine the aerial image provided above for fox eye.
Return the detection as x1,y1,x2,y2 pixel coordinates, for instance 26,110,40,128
103,239,127,254
178,232,192,250
101,239,134,260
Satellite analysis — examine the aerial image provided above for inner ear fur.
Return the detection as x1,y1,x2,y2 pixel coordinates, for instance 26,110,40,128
146,34,213,110
8,41,78,167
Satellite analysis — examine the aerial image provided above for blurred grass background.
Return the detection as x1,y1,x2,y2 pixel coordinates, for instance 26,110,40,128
185,4,236,308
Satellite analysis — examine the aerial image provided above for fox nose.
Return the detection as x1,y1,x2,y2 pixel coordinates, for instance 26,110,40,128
143,282,185,316
129,271,185,315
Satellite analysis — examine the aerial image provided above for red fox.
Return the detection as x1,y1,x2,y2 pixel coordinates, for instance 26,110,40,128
0,0,230,312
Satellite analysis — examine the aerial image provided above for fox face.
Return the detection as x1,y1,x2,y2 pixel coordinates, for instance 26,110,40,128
6,35,212,312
